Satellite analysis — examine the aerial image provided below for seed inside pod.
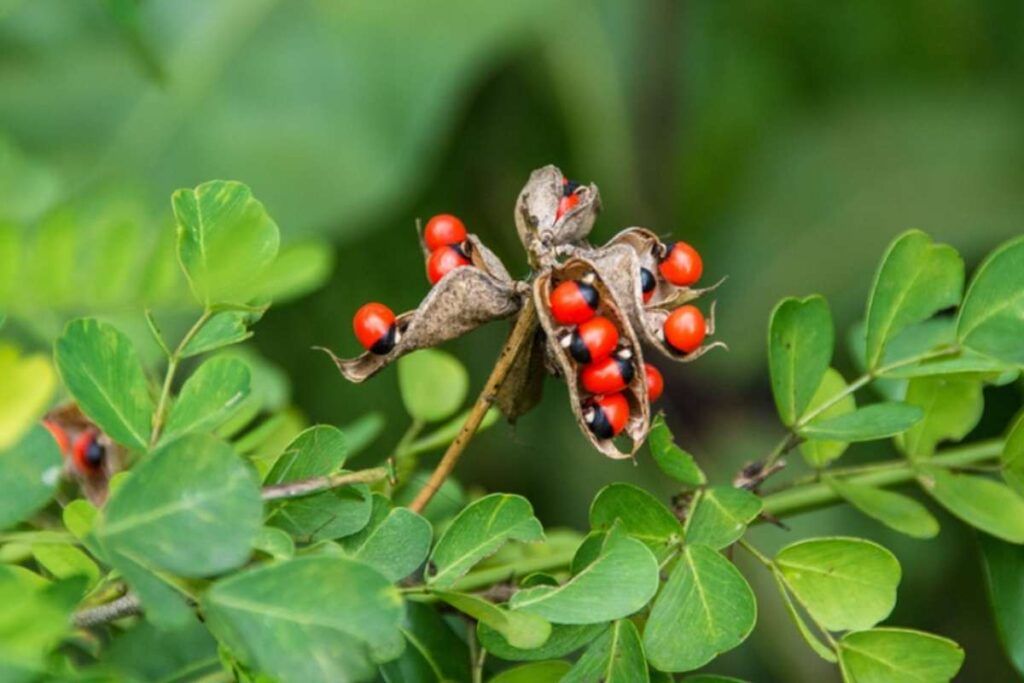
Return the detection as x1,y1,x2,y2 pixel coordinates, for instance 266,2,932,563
556,177,581,220
353,302,401,355
644,363,664,402
580,348,635,395
583,392,629,439
549,274,599,325
659,241,703,287
560,315,619,364
640,267,656,302
427,242,471,285
662,305,706,354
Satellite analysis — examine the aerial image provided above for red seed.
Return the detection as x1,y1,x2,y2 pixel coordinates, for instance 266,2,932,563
659,241,703,287
663,305,706,354
550,279,599,325
427,245,470,285
353,302,398,354
581,351,634,395
644,364,664,402
585,392,630,439
423,214,468,251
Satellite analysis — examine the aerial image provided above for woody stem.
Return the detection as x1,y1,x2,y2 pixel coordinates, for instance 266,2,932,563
407,300,538,514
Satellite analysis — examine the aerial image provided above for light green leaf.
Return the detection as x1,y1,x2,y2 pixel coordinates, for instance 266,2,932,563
647,415,706,486
0,344,55,449
1003,412,1024,497
0,567,82,682
404,407,500,457
510,531,659,624
31,543,99,587
896,376,983,459
798,368,855,467
771,567,837,662
427,493,543,587
380,602,471,683
97,433,262,577
684,677,749,683
642,544,756,672
162,356,251,442
254,240,334,303
180,309,264,359
768,295,834,426
685,487,763,550
253,527,295,560
340,494,431,581
919,469,1024,543
264,425,372,542
398,349,469,423
825,477,938,539
54,318,154,450
107,552,193,630
881,348,1010,379
203,556,405,683
0,425,62,531
479,622,605,662
589,483,682,552
775,537,900,631
434,590,551,650
62,499,97,542
563,620,648,682
838,628,963,683
979,534,1024,678
490,661,572,683
800,402,923,442
173,180,280,306
99,617,219,683
864,230,963,370
957,235,1024,363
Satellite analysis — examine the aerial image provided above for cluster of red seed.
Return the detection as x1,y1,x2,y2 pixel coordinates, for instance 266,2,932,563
656,241,708,354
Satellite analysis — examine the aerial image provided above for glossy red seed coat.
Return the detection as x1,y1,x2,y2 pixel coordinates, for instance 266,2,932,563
427,245,470,284
353,303,396,351
644,364,664,402
550,280,597,325
555,193,580,220
581,356,630,394
595,392,629,437
576,316,619,363
71,430,102,475
659,241,703,287
423,214,468,251
663,305,706,354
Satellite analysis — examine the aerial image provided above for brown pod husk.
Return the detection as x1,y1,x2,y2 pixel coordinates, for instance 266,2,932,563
320,267,521,382
514,165,600,253
415,226,515,285
44,402,122,506
494,330,547,422
642,301,727,363
533,258,650,459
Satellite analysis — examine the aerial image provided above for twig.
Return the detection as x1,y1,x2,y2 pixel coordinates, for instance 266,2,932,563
150,308,214,447
73,593,142,628
260,466,391,501
408,300,538,513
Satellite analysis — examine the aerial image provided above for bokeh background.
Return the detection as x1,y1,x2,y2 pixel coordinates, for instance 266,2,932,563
2,1,1023,680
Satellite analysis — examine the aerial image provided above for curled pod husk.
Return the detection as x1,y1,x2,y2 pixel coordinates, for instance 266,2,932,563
533,258,650,459
603,227,725,309
587,242,726,363
514,164,600,253
494,329,547,422
320,266,522,382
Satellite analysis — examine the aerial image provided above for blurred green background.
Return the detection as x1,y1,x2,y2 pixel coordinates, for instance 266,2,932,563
2,1,1023,679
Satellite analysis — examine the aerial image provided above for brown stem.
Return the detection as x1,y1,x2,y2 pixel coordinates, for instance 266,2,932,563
73,593,142,628
408,300,538,513
261,466,391,501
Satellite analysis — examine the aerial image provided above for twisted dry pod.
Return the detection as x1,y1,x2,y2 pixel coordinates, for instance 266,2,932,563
323,164,724,458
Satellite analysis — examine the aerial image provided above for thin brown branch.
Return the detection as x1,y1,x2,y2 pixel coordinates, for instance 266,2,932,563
260,466,391,501
73,593,142,628
408,300,538,513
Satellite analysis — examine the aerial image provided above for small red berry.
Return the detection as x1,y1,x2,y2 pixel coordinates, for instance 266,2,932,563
555,178,581,220
549,278,599,325
353,302,399,355
580,349,635,395
640,267,656,303
644,363,664,402
427,244,470,285
562,316,619,364
43,419,70,454
663,305,706,354
659,241,703,287
584,392,630,439
423,214,468,251
71,429,105,476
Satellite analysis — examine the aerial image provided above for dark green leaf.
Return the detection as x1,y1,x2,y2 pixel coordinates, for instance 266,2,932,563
0,425,62,530
106,552,193,630
181,309,263,359
957,235,1024,363
798,368,855,467
589,483,682,552
490,661,572,683
838,628,963,682
896,377,983,459
647,415,705,486
825,477,938,539
339,494,431,581
479,622,604,662
1001,412,1024,497
0,344,55,449
162,356,251,442
563,620,648,682
100,617,218,683
398,349,469,423
800,402,923,442
979,534,1024,677
768,295,834,426
380,602,471,683
54,318,154,450
919,469,1024,543
685,487,763,550
433,590,550,650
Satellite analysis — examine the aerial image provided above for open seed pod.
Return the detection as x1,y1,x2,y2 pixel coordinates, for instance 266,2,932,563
642,301,727,363
416,227,515,286
514,164,601,253
533,257,650,459
44,402,122,506
494,329,547,422
603,227,725,309
320,266,522,382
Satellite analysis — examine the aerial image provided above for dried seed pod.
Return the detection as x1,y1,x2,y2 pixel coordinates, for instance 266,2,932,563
533,257,649,459
515,165,600,257
44,402,122,506
320,266,522,382
494,330,547,422
416,226,515,285
644,301,727,363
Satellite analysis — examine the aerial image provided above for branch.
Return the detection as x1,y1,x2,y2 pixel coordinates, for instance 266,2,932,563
408,300,538,513
260,466,391,501
73,593,142,628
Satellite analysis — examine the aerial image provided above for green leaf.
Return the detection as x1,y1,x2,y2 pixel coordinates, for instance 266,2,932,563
1004,412,1024,497
0,344,55,449
434,590,551,650
919,469,1024,543
647,415,706,486
896,377,983,459
798,368,855,467
380,602,471,683
768,295,834,425
181,309,264,359
427,493,543,587
800,402,923,442
685,487,763,550
100,617,219,683
106,552,193,630
31,543,99,587
254,240,334,303
771,567,837,663
339,494,431,581
398,349,469,423
252,527,295,560
838,628,963,683
880,348,1009,379
979,534,1024,677
825,477,939,539
563,620,648,682
642,544,756,672
62,499,98,541
957,235,1024,363
203,556,405,683
54,318,154,450
490,661,573,683
864,230,963,370
0,567,82,682
684,677,749,683
0,425,62,531
162,356,251,442
264,425,373,542
510,530,659,624
479,622,605,662
173,180,280,306
589,483,682,552
97,433,262,577
775,537,900,631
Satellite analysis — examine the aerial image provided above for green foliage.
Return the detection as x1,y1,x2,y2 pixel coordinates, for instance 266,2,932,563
837,628,963,682
563,620,648,682
768,295,834,426
479,622,604,662
434,590,551,650
684,487,762,550
956,236,1024,363
919,469,1024,543
897,376,983,459
0,345,55,449
398,349,470,423
825,477,939,539
589,483,682,552
798,368,855,467
0,425,61,530
799,402,923,442
979,534,1024,677
647,415,706,486
338,494,431,581
162,356,251,442
491,661,572,683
